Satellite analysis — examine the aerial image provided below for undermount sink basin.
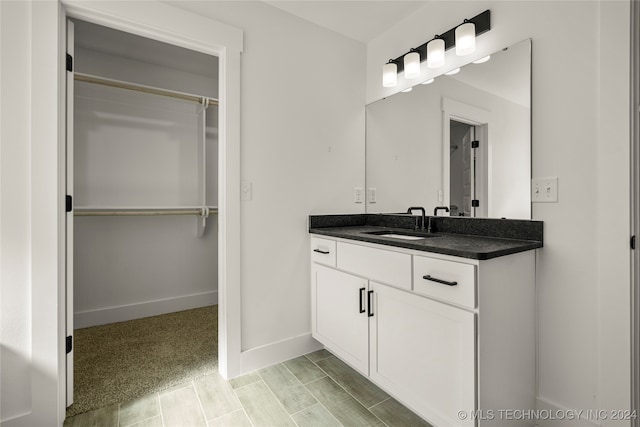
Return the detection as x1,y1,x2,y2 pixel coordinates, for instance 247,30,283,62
376,233,426,240
365,230,438,240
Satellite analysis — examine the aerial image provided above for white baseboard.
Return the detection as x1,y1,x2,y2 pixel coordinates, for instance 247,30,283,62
74,291,218,328
239,333,323,375
536,397,601,427
0,411,31,427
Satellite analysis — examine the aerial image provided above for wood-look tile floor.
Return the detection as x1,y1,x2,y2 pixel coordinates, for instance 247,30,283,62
64,349,433,427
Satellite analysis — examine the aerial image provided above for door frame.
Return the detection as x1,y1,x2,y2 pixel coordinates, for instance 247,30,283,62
441,97,490,217
65,17,74,407
58,0,243,418
631,0,640,423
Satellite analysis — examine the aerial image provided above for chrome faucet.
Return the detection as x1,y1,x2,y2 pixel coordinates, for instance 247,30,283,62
406,207,426,231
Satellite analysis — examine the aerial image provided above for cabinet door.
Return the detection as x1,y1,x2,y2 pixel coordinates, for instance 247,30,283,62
312,264,369,375
369,282,475,427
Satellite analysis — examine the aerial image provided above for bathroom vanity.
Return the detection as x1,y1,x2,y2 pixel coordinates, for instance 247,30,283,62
309,214,543,427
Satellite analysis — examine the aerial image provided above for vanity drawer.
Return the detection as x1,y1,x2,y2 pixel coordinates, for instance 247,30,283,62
311,237,337,267
413,256,476,309
337,242,411,290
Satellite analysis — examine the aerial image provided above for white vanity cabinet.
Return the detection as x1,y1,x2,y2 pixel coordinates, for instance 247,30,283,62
369,280,476,427
311,264,369,374
310,235,536,427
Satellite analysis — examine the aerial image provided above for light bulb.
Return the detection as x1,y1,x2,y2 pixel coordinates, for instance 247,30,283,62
382,62,397,87
404,51,421,79
445,68,460,76
455,21,476,56
427,38,445,69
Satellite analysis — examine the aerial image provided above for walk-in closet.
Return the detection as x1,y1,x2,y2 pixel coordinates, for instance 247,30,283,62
66,18,219,416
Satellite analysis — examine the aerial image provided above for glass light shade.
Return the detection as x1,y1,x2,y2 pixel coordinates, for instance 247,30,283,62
455,22,476,56
427,38,445,69
382,62,398,87
445,67,460,76
401,87,413,93
403,51,421,79
421,78,435,85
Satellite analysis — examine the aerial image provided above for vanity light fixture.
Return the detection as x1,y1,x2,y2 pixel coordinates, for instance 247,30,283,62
382,60,398,87
421,78,435,85
455,20,476,56
473,55,491,64
380,9,490,87
404,49,421,79
445,67,461,76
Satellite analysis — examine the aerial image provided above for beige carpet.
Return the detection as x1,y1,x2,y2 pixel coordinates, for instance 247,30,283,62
66,305,217,417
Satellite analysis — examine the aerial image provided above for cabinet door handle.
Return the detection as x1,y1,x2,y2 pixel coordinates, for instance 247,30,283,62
367,290,374,317
423,275,458,286
313,249,330,254
359,287,366,313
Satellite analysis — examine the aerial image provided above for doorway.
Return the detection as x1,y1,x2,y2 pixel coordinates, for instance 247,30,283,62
449,120,479,217
61,9,235,418
441,98,489,218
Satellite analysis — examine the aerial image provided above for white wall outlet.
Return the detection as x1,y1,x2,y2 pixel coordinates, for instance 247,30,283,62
367,188,377,203
354,187,364,203
241,182,252,201
532,177,558,203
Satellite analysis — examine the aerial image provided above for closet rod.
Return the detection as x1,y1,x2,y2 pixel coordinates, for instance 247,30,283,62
74,208,218,217
75,73,219,107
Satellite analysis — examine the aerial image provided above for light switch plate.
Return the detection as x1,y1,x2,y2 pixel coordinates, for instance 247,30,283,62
532,177,558,203
354,187,364,204
367,188,377,203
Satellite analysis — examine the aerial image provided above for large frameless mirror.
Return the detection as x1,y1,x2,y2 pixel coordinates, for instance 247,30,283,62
366,39,531,219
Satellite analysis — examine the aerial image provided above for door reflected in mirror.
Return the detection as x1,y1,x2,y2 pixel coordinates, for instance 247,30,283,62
450,120,481,217
366,39,531,219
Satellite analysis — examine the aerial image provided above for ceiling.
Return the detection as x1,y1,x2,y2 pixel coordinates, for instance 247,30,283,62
263,0,429,43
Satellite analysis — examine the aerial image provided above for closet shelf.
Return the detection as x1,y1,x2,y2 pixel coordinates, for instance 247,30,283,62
75,72,219,107
74,206,218,217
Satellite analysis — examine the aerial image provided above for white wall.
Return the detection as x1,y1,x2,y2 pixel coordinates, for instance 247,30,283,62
596,1,632,423
72,46,219,327
168,1,366,357
367,1,631,424
1,0,33,421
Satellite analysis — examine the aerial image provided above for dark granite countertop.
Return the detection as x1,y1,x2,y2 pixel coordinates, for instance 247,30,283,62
309,214,543,260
